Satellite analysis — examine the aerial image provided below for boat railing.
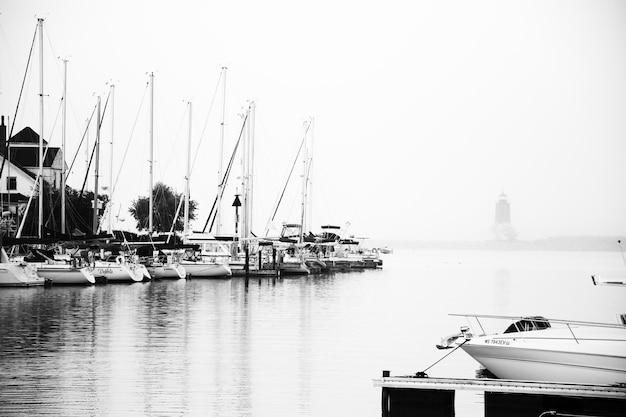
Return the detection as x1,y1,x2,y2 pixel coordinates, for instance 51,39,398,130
450,313,626,343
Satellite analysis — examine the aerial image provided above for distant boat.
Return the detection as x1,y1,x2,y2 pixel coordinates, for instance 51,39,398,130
378,246,393,255
437,314,626,385
592,274,626,286
0,247,46,287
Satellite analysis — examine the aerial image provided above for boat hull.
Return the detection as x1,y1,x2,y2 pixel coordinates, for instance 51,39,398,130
462,327,626,385
91,262,148,282
35,265,95,285
147,263,186,279
0,263,46,287
180,262,231,278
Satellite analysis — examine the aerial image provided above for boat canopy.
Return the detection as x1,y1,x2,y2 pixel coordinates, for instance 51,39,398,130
503,316,551,334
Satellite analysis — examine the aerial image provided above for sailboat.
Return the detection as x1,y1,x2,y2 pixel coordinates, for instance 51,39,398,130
177,100,231,278
0,246,46,287
5,19,96,285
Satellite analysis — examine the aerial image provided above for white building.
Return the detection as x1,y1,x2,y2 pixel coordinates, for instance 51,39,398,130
0,116,65,235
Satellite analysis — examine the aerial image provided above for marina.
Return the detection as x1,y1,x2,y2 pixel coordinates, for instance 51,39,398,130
0,3,625,417
1,249,624,416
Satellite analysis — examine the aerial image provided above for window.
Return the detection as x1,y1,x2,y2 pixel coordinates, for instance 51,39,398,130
7,177,16,191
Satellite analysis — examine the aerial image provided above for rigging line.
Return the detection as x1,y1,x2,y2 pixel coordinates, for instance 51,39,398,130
44,27,64,85
77,91,110,196
202,112,248,233
66,103,96,176
112,81,149,197
161,104,188,179
266,122,311,230
191,70,223,173
46,96,63,145
0,23,37,180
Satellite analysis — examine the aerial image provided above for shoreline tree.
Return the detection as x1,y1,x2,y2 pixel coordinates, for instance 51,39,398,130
129,182,197,232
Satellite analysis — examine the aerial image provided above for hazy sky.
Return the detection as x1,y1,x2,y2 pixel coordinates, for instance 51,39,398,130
1,0,625,241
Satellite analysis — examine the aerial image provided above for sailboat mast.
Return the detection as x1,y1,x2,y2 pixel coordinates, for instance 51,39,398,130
61,59,68,235
299,120,310,243
184,101,191,235
108,83,114,234
148,72,154,234
37,18,44,239
244,101,255,238
92,96,101,234
216,66,227,235
307,117,315,235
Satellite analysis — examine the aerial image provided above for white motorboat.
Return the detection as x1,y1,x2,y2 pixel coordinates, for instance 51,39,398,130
0,247,46,287
438,314,626,386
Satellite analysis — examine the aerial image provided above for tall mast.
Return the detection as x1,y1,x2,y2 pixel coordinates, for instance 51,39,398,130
92,96,101,234
241,104,248,239
216,66,227,235
299,120,311,243
244,101,255,238
307,117,315,234
61,59,68,235
107,83,115,234
148,72,154,234
184,101,191,235
37,18,44,239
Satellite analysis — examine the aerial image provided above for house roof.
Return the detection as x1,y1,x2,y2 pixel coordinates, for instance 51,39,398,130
9,127,50,146
4,127,59,169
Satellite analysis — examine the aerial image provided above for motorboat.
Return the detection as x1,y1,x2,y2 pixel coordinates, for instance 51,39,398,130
0,247,46,287
437,314,626,386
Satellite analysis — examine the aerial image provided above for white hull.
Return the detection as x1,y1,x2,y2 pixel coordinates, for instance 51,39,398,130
91,261,149,282
460,323,626,385
147,263,186,279
279,262,310,275
0,263,46,287
35,264,95,285
181,262,231,278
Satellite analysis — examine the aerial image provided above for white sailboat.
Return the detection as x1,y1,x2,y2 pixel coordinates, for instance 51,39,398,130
91,255,150,282
20,247,95,285
8,19,95,285
0,247,46,287
176,100,230,279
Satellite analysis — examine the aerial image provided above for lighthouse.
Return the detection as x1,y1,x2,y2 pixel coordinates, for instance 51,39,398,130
493,192,517,240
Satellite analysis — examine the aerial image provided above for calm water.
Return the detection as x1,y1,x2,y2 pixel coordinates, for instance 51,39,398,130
1,249,624,416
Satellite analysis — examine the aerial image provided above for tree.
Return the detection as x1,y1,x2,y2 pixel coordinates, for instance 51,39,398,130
17,183,108,238
129,182,197,232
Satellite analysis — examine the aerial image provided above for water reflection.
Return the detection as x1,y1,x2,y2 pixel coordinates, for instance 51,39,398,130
1,251,624,417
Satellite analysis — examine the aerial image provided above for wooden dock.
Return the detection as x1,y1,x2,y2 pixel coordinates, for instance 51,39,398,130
373,372,626,417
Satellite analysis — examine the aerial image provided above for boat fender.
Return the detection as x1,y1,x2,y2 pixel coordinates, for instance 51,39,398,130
116,255,124,264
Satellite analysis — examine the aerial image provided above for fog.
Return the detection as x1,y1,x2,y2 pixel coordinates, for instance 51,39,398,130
1,0,625,241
